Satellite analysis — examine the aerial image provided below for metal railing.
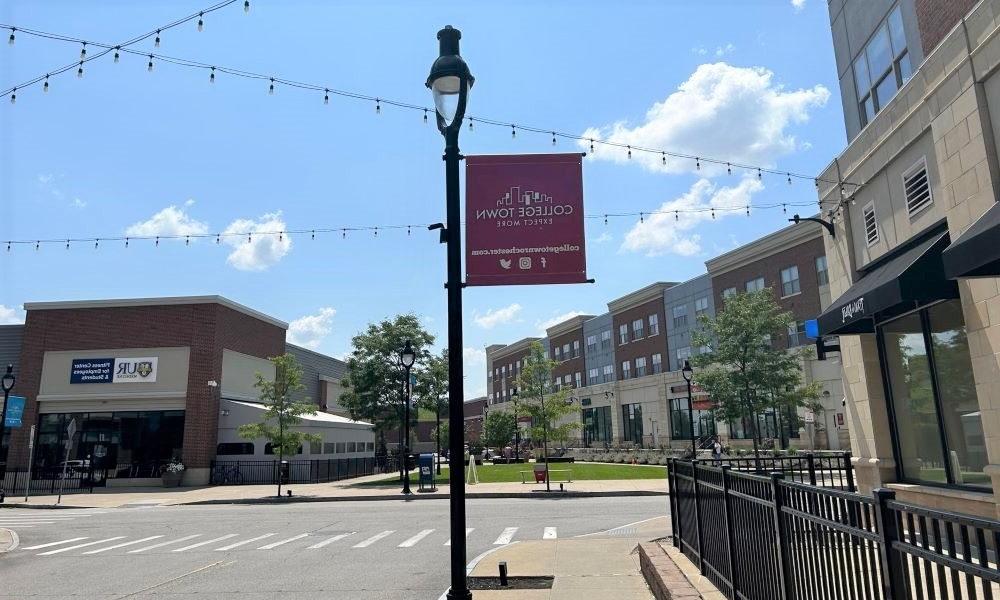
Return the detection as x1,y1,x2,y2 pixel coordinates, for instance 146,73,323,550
209,457,384,485
669,459,1000,600
710,452,855,490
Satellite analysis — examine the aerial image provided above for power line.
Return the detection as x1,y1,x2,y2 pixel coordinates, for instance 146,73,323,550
1,18,859,194
1,201,821,251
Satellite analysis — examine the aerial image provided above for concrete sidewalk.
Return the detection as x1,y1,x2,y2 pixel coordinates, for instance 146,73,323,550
0,476,667,509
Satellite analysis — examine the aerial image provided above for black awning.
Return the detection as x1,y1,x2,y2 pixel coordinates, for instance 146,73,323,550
943,201,1000,278
818,231,957,336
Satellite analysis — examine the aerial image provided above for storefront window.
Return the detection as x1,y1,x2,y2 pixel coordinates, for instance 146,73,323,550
621,403,643,445
582,406,612,447
882,301,989,489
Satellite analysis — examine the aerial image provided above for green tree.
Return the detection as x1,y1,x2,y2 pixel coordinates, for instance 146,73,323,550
515,341,580,488
339,315,435,450
413,348,448,473
481,410,517,451
692,288,820,458
237,353,321,497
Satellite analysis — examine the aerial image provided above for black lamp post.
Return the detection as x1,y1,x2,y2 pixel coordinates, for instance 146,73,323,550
682,360,695,457
510,389,520,461
0,364,15,488
399,340,416,496
426,25,474,600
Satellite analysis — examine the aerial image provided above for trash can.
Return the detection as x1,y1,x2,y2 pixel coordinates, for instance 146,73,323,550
418,453,436,492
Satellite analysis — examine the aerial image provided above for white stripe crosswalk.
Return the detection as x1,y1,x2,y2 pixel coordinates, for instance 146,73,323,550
257,534,309,550
172,534,237,552
444,528,474,546
308,532,356,549
129,535,202,553
37,537,125,556
493,527,518,545
82,536,163,555
215,534,276,551
20,537,88,550
353,530,395,548
398,529,434,548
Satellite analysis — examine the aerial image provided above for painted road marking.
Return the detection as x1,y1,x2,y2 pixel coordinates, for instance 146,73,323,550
172,534,237,552
215,534,276,551
20,537,88,550
129,535,203,553
493,528,518,545
398,529,435,548
445,528,474,546
38,537,126,556
543,527,557,539
257,533,309,550
82,536,164,555
353,530,395,548
307,532,356,549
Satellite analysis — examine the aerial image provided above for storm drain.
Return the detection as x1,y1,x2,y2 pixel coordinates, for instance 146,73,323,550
467,576,555,590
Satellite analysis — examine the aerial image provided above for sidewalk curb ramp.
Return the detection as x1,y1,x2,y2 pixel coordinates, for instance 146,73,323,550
638,541,702,600
0,528,19,553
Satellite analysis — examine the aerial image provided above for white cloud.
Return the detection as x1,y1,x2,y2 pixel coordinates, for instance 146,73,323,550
537,310,587,334
593,232,614,244
223,211,292,271
287,307,336,350
791,0,806,11
691,46,708,56
125,205,210,239
473,303,522,329
463,347,486,365
71,198,87,209
0,305,23,324
580,63,829,175
621,176,764,257
715,43,735,57
184,198,196,207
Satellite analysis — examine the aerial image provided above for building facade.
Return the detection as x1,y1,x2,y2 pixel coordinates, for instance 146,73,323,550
818,0,1000,517
663,275,716,372
546,315,592,392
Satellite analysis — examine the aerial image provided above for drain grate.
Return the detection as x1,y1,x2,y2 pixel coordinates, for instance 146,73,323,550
467,576,554,590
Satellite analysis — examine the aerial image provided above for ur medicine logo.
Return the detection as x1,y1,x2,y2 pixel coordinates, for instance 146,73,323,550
136,361,154,378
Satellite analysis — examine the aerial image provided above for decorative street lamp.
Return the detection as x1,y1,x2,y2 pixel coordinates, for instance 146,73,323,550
399,339,416,496
682,360,695,457
0,364,15,490
426,25,473,599
511,389,520,462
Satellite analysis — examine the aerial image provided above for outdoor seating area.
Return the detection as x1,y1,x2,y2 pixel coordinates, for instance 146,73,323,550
519,464,573,484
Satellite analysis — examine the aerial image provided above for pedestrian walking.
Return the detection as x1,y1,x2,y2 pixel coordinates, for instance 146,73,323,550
711,436,723,464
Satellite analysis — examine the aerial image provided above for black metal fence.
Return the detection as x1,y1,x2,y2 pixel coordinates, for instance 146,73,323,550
209,457,387,485
1,460,174,496
711,452,855,490
669,459,1000,600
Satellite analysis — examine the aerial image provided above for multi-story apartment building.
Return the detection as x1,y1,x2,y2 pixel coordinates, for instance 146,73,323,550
547,315,592,392
583,313,616,387
817,0,1000,517
663,274,715,372
487,337,542,405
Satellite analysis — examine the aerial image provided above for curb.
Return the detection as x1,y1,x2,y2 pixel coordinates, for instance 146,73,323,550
180,489,667,506
637,542,701,600
0,528,19,554
0,504,100,510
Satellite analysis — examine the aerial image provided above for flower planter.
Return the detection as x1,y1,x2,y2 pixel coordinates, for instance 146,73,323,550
162,471,183,487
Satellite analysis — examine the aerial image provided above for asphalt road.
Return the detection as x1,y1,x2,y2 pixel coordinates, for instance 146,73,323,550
0,496,670,599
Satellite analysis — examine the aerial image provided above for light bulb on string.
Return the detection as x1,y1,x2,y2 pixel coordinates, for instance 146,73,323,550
727,163,732,176
814,179,819,189
247,233,252,244
77,61,84,78
125,237,129,248
210,67,215,83
374,227,378,238
696,157,701,170
268,78,274,94
65,240,69,250
711,208,716,219
185,236,190,246
9,89,14,104
511,125,516,139
35,241,39,251
325,89,330,104
782,204,787,214
155,30,161,47
148,55,154,72
674,211,679,221
603,215,608,226
423,109,428,123
244,0,250,13
94,239,99,250
589,139,594,152
197,13,204,31
155,236,159,247
407,226,411,236
757,168,762,180
662,153,666,166
375,99,380,114
551,132,556,146
342,229,346,239
5,242,9,252
80,42,86,60
8,28,14,46
627,146,632,159
114,47,120,62
639,213,644,224
216,234,220,244
43,75,49,92
278,232,283,242
746,205,750,216
311,230,315,240
468,118,473,131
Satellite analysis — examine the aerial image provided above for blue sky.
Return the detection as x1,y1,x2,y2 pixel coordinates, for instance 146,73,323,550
0,0,847,399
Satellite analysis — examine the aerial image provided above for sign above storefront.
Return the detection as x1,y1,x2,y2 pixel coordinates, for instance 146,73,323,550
465,153,588,287
70,357,158,384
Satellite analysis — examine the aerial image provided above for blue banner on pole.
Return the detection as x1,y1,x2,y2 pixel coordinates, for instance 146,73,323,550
4,396,26,428
805,319,819,340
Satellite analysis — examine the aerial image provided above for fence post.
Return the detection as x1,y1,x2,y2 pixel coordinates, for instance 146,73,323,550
669,458,680,548
721,466,738,598
873,488,906,600
806,452,817,486
844,451,855,492
770,473,795,600
692,460,705,573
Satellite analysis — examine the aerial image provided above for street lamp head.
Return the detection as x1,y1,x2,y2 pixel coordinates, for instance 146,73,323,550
426,25,473,133
1,364,13,393
400,339,416,369
681,360,693,383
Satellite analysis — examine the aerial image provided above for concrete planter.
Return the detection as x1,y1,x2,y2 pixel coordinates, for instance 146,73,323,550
162,471,183,487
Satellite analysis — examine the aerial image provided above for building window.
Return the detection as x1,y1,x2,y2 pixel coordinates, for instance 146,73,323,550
816,256,829,286
603,365,614,383
621,360,631,379
676,346,692,364
564,374,572,387
635,357,647,377
266,443,303,455
323,442,336,454
553,346,561,360
780,266,800,297
621,403,644,445
882,300,988,489
632,319,644,340
669,398,716,440
575,372,582,388
722,287,737,300
745,277,765,293
854,5,910,128
695,297,709,317
586,335,597,354
502,365,507,376
562,343,570,359
649,313,660,335
672,305,688,328
651,353,663,374
588,368,600,385
310,441,322,455
573,340,581,358
601,330,612,348
903,157,932,216
863,202,879,246
787,321,806,348
216,442,254,456
582,406,613,447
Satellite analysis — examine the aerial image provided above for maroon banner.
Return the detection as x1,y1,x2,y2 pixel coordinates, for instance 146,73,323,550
465,153,587,286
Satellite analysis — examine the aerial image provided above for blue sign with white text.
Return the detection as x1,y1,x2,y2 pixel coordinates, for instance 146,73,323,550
805,319,819,340
70,358,114,384
4,396,25,428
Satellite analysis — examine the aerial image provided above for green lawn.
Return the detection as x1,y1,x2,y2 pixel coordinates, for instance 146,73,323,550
356,462,667,486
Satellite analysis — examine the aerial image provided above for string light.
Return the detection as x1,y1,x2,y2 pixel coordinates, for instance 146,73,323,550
468,118,473,131
8,88,14,104
278,231,283,242
757,168,762,180
155,30,161,48
662,152,666,166
8,27,14,45
244,0,250,13
80,42,86,60
77,61,84,78
375,98,380,114
155,236,159,246
114,47,120,62
197,12,204,32
589,139,594,152
727,163,732,176
627,146,632,159
674,211,678,221
782,204,787,214
551,132,556,145
374,227,378,237
147,54,154,71
43,74,49,92
711,208,716,219
268,77,274,94
423,109,427,123
94,239,99,249
247,232,252,243
325,89,330,104
696,158,701,170
65,240,69,250
210,67,215,83
342,229,346,239
639,212,644,223
35,241,40,251
787,173,792,185
511,125,516,138
216,234,220,244
125,237,129,248
311,230,315,240
603,215,608,226
746,205,750,216
185,236,190,246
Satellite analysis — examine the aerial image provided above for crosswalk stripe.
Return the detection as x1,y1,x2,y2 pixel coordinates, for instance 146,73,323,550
0,525,34,528
444,528,474,546
215,534,276,551
0,521,53,525
257,533,309,550
353,530,394,548
172,534,236,552
398,529,435,548
307,532,356,549
21,537,88,550
128,535,202,553
543,527,557,540
82,536,163,555
493,527,518,545
38,537,126,556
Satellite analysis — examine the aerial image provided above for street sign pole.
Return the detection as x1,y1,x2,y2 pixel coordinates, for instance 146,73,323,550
58,418,77,505
24,424,35,502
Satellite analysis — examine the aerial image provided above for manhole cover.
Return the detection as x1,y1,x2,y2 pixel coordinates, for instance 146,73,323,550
467,576,554,590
